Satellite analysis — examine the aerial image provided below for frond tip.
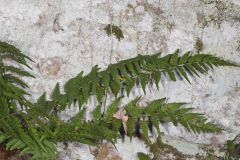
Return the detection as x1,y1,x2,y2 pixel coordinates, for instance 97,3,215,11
122,98,222,140
151,50,238,83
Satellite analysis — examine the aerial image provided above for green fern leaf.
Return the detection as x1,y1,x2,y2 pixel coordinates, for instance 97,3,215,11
93,105,102,120
170,49,179,65
105,98,120,121
110,80,120,97
51,83,61,101
127,117,135,140
140,73,149,94
141,120,149,140
125,79,135,96
152,71,161,90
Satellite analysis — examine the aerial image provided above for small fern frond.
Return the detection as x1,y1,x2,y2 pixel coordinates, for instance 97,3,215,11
54,98,222,147
116,98,221,140
159,103,222,133
53,120,118,146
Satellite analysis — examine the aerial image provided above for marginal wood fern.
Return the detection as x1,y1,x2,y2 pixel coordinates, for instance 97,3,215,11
0,41,237,159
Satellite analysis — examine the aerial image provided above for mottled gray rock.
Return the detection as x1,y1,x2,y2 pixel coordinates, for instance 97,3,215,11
0,0,240,159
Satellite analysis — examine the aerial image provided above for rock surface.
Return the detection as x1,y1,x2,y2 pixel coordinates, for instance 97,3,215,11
0,0,240,159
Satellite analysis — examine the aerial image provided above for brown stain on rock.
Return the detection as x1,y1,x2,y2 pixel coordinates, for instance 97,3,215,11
37,56,65,79
195,37,204,53
91,143,122,160
196,12,207,28
35,13,47,27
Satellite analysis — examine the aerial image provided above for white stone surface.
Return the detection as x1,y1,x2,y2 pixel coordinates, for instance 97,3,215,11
1,0,240,159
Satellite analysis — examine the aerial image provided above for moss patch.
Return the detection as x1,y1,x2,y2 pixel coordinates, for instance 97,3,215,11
104,24,124,41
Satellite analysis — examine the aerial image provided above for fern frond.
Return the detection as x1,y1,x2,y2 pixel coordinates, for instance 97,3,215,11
50,51,237,111
54,98,221,147
150,50,237,82
53,116,119,145
107,98,221,140
127,99,222,134
0,41,56,159
159,103,222,133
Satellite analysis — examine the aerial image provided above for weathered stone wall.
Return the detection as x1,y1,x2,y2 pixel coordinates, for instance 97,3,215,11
1,0,240,159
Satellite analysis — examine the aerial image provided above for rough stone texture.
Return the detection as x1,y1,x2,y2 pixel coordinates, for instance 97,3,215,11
90,143,122,160
1,0,240,159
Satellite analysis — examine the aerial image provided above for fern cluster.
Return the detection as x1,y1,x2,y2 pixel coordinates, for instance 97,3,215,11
0,41,237,159
0,42,56,159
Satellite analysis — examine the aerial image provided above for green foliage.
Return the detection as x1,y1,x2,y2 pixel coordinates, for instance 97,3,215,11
54,49,237,111
0,41,237,159
51,97,222,148
0,41,34,108
52,121,118,146
137,152,151,160
119,98,221,141
104,24,124,41
225,135,240,160
0,41,56,159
